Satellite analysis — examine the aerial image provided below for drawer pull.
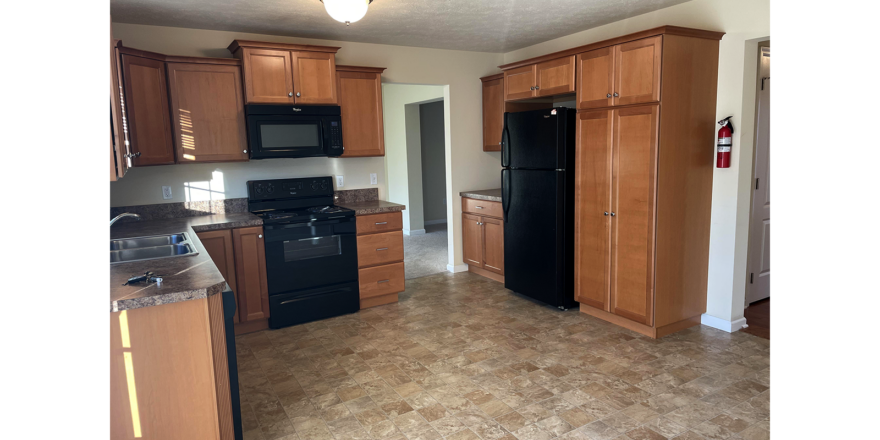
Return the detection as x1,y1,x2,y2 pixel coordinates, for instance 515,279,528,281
375,222,388,225
377,279,390,284
376,247,388,251
476,206,484,209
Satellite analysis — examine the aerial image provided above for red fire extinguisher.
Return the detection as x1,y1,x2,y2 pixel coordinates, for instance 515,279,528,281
716,116,734,168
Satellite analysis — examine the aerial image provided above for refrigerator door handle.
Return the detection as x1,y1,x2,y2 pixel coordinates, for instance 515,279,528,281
502,169,510,223
501,114,510,167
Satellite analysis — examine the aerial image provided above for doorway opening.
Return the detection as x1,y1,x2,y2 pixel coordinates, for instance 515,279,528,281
382,84,451,280
744,42,770,339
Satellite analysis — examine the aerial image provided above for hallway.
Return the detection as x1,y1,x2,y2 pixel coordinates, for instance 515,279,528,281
403,223,448,279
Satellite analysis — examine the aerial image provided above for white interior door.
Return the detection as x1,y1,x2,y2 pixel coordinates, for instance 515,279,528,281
747,47,770,304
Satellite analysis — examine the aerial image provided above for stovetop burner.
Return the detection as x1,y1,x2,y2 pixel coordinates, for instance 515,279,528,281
265,212,297,220
307,206,347,214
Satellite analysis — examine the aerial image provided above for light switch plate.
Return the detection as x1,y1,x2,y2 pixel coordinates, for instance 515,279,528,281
335,175,344,188
162,186,172,200
370,173,378,185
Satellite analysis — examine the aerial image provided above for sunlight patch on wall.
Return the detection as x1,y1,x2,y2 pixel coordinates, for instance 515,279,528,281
184,170,226,202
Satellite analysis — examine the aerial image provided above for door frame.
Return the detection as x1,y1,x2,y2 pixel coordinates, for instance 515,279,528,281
745,41,771,307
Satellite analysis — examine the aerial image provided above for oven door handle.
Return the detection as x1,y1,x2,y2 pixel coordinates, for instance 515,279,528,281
278,287,352,305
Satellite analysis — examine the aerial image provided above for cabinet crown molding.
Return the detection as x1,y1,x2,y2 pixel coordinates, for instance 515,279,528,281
118,44,241,65
480,73,504,82
336,65,387,73
227,39,341,55
498,25,724,71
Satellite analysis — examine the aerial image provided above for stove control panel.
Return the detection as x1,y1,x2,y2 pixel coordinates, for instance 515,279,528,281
247,176,334,200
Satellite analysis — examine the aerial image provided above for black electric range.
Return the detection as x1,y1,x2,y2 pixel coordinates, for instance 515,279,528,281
247,177,359,329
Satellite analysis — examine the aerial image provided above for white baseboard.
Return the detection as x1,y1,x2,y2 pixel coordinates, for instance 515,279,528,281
447,264,468,273
424,219,448,226
701,314,748,333
403,229,426,236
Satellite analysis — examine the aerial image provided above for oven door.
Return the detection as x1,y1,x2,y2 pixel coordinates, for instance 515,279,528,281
263,217,358,294
247,115,326,159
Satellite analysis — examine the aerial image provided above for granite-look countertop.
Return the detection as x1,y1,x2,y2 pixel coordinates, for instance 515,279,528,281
337,200,406,215
460,189,502,202
110,213,262,313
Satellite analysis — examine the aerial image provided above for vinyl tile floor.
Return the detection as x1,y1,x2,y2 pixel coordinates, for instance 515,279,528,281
235,272,770,440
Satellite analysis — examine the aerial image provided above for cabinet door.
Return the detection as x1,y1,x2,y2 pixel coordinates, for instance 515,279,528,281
241,48,294,104
482,217,504,275
536,56,575,97
576,47,614,110
481,76,504,151
614,36,662,106
574,110,613,310
504,65,537,101
232,227,270,322
197,230,240,323
292,51,338,104
110,39,129,180
610,105,659,326
462,213,484,268
120,54,175,166
166,63,249,163
337,70,385,157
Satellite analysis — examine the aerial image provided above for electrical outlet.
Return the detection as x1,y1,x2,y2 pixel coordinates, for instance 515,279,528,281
336,175,344,188
162,186,173,200
370,173,378,185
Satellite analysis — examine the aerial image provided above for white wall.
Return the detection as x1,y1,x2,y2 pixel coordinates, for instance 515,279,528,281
110,23,505,268
502,0,770,329
381,84,444,233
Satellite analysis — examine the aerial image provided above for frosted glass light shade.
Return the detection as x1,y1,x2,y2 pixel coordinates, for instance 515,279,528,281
322,0,371,25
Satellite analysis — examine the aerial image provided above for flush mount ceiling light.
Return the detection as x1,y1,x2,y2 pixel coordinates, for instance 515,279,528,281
320,0,373,26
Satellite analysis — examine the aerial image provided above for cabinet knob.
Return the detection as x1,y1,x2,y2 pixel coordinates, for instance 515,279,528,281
258,234,263,238
535,86,540,90
296,92,301,97
610,212,616,216
288,92,293,97
613,92,619,97
243,150,247,154
530,86,535,90
606,94,612,98
604,212,609,216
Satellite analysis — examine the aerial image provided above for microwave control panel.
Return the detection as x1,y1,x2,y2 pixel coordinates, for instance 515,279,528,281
248,177,333,200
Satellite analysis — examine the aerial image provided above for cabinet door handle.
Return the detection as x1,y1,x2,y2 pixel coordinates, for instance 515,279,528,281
377,279,390,284
604,212,609,216
610,212,615,216
243,150,247,154
535,86,540,90
375,222,387,225
296,92,301,97
258,234,263,238
288,92,293,97
613,92,619,97
606,93,612,98
376,247,388,251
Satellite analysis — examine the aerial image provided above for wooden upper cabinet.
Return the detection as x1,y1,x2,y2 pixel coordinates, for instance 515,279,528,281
504,65,537,101
166,62,249,163
110,38,129,180
239,48,294,104
576,47,615,110
229,41,340,105
336,66,386,157
196,230,239,323
614,36,662,106
232,226,270,323
292,51,338,104
120,52,176,166
482,217,504,275
535,56,575,96
574,110,613,310
610,105,659,326
462,213,484,268
480,74,503,151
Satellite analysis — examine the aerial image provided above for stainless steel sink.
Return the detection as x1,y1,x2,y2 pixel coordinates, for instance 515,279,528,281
110,233,199,264
111,233,188,250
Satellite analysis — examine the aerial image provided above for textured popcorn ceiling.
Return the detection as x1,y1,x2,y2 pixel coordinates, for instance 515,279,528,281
110,0,692,53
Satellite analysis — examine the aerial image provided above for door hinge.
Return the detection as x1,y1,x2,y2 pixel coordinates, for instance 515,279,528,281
755,178,759,190
750,273,754,284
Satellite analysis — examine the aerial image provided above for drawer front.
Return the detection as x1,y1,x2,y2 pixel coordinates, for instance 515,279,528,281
462,197,503,218
357,231,404,267
356,212,403,235
358,262,405,299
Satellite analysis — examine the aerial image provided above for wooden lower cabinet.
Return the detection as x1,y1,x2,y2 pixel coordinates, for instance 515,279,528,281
461,198,504,282
356,212,405,308
110,295,234,440
197,227,270,335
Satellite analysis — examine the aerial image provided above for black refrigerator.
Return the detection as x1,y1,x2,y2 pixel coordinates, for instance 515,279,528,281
501,107,578,310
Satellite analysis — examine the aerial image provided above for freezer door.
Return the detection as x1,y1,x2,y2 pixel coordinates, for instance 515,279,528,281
502,108,566,170
502,168,565,306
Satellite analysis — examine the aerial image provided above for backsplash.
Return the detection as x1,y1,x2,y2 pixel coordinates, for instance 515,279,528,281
111,189,380,221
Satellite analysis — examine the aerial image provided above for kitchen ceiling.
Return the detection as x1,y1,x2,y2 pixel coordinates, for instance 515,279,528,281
110,0,692,53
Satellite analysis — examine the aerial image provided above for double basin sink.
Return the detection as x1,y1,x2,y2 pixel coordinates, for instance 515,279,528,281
110,232,199,264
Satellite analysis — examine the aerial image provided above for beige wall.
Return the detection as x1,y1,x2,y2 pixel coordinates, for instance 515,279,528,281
110,23,504,269
502,0,770,328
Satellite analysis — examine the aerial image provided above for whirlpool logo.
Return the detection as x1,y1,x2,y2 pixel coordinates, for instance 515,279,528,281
292,108,302,112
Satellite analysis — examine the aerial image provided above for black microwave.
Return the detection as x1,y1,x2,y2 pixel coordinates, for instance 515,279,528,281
246,105,343,159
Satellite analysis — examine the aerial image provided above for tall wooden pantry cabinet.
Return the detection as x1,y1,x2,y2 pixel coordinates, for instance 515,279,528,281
572,28,722,338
